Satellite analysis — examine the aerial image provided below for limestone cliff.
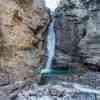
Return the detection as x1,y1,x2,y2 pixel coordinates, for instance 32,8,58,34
0,0,49,98
54,0,100,70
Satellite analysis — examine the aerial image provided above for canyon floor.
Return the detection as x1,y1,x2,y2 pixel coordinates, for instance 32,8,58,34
16,71,100,100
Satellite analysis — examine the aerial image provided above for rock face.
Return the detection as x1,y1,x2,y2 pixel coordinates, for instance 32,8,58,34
54,0,100,69
79,0,100,67
0,0,49,99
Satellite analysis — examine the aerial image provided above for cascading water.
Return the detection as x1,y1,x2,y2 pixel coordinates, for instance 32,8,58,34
39,0,60,85
40,0,59,73
41,21,55,73
38,19,56,85
46,22,55,68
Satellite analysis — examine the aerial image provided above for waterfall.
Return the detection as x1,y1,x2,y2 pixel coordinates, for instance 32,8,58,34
40,0,60,74
40,21,55,74
46,22,55,69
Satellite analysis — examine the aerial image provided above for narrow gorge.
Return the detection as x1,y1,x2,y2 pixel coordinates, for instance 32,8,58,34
0,0,100,100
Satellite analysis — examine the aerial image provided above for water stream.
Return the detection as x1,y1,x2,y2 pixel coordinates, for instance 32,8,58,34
41,21,55,74
44,0,60,70
46,22,55,69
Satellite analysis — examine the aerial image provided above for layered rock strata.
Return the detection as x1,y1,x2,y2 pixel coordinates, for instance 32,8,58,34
54,0,100,70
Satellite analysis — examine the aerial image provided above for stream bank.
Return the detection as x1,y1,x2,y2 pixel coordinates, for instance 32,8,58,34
16,71,100,100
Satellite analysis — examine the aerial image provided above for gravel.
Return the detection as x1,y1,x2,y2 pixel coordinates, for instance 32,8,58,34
16,71,100,100
16,83,98,100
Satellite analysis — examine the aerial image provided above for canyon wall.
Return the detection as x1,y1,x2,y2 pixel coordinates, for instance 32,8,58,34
0,0,49,99
54,0,100,70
